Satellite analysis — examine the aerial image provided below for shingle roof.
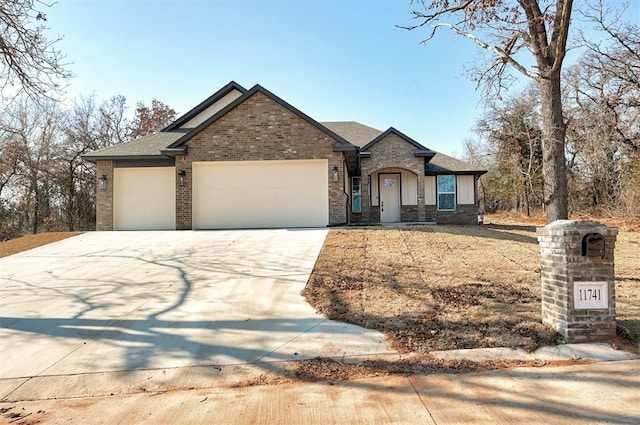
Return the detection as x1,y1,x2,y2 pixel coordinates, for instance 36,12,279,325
361,127,434,158
82,83,484,176
168,85,356,152
82,131,184,161
427,150,485,174
319,121,485,175
83,84,358,162
321,121,382,148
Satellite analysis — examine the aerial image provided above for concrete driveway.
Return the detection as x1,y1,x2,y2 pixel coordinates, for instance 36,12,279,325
0,230,392,400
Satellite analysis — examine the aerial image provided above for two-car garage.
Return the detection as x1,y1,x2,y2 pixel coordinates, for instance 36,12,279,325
192,159,329,229
112,159,329,230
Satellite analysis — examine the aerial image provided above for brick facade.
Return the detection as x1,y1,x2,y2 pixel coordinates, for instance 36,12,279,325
424,204,478,225
175,91,347,229
89,86,484,230
95,160,113,231
359,133,480,224
536,221,618,342
361,133,425,222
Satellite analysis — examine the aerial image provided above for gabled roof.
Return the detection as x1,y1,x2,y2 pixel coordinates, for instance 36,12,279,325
81,82,483,177
168,84,356,152
163,81,247,131
321,121,382,148
323,121,486,175
426,151,487,175
361,127,435,158
83,82,358,162
82,131,185,161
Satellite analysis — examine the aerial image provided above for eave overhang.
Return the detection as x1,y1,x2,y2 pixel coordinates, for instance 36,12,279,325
81,154,170,163
168,84,359,154
160,147,187,157
414,150,436,160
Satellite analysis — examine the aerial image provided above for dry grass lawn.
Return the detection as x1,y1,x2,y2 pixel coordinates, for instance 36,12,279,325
304,217,640,354
0,232,81,258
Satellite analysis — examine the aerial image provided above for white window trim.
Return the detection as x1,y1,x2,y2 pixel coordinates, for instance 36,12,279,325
437,175,456,211
352,176,362,213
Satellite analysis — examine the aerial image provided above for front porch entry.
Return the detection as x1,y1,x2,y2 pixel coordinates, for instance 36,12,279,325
379,173,401,222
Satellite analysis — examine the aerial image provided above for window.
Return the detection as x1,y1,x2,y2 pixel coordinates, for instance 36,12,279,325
437,175,456,211
352,177,362,213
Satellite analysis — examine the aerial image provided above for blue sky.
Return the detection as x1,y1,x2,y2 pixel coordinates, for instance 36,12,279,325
44,0,637,157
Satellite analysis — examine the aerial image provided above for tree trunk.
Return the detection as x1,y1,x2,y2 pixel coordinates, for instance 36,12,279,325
32,184,39,234
539,75,569,222
67,163,76,232
523,179,531,217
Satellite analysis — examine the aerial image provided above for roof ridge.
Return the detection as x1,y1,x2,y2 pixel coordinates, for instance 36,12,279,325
361,127,431,152
163,81,247,131
168,84,356,151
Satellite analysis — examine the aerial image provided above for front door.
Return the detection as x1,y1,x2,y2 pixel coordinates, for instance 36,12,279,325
379,173,401,222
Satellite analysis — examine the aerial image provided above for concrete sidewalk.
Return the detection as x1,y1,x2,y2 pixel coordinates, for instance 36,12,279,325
1,359,638,424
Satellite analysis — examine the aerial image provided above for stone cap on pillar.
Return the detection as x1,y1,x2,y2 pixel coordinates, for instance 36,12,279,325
541,219,607,229
536,219,618,262
536,219,618,237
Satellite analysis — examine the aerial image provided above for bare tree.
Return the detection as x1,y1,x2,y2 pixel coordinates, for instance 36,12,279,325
473,86,544,215
97,95,130,147
576,0,639,152
563,0,640,215
404,0,573,222
0,138,26,198
0,93,131,237
0,0,72,102
0,97,64,234
59,95,130,230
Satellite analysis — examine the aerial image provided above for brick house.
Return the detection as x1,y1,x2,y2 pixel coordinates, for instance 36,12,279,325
83,82,486,230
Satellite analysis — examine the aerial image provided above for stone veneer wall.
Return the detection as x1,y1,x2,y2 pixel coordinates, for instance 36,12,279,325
96,160,113,231
536,220,618,342
175,91,347,229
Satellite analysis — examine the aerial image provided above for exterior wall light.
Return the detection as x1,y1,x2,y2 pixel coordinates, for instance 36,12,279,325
98,175,107,190
332,166,339,183
178,170,186,187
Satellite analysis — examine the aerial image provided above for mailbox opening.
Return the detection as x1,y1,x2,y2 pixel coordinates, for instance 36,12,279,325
582,232,605,257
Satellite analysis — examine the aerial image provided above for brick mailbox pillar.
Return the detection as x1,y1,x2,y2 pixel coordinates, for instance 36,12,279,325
536,220,618,343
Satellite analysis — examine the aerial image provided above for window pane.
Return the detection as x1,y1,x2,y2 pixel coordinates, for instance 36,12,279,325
438,193,455,210
352,177,362,212
352,177,361,194
352,195,361,213
437,175,455,193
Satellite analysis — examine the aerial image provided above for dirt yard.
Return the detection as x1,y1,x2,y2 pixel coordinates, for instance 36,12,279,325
304,216,640,354
0,232,80,258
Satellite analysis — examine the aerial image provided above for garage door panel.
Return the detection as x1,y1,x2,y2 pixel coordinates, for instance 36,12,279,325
193,160,328,229
114,168,176,230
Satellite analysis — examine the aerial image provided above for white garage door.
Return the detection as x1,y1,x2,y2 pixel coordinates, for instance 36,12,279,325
113,167,176,230
193,159,328,229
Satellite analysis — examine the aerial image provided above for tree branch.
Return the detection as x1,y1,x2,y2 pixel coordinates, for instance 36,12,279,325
550,0,574,75
434,23,539,81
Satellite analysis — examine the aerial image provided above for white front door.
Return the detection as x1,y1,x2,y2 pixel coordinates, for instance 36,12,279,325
379,173,401,222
